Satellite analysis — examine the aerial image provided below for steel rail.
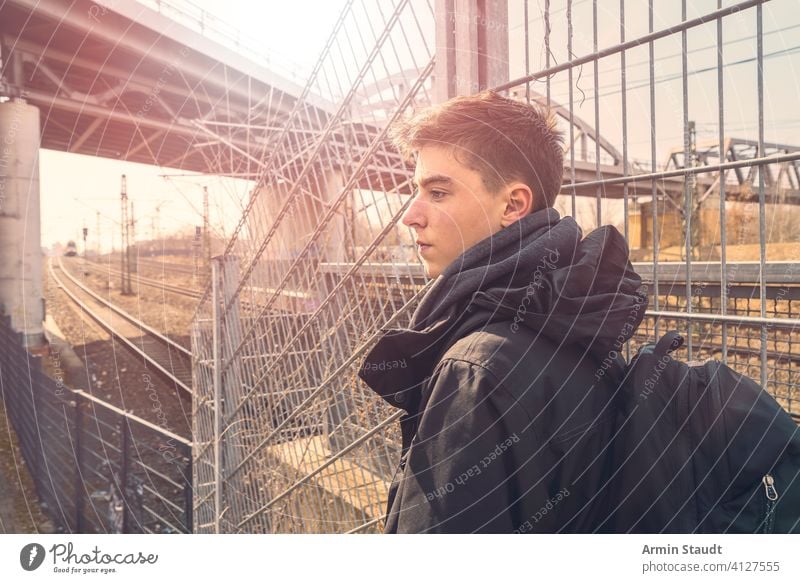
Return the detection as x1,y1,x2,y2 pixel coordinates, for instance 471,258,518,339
58,258,191,359
563,151,800,192
79,260,201,300
645,308,799,331
50,258,192,396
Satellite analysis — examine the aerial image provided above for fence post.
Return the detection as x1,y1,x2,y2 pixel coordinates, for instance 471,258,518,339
211,257,222,533
31,350,44,498
120,416,130,533
433,0,509,102
74,393,84,533
219,256,243,527
322,270,354,455
184,447,193,533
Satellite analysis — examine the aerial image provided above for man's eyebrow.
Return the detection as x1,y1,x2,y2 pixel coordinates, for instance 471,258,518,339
412,174,453,189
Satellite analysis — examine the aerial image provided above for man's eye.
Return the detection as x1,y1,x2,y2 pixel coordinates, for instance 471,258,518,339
430,190,447,200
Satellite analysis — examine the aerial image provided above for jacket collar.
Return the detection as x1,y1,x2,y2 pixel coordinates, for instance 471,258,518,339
358,293,510,414
357,301,484,414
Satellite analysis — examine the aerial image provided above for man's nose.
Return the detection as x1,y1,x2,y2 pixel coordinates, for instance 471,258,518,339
401,192,427,229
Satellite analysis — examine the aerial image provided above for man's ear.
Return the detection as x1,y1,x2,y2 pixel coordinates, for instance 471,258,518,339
500,183,535,227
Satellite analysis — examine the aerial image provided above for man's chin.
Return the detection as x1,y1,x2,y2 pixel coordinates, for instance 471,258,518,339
422,262,441,279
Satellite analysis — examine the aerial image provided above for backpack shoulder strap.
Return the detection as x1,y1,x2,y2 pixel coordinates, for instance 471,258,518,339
653,330,684,359
631,330,685,362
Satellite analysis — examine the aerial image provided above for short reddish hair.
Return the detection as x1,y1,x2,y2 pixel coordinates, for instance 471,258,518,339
388,90,564,210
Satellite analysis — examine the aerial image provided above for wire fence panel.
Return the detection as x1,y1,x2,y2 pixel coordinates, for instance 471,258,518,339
192,0,799,533
192,0,435,533
0,316,192,533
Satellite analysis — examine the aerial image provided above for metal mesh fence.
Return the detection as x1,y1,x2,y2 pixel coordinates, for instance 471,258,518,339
191,0,800,533
191,0,436,533
0,316,192,533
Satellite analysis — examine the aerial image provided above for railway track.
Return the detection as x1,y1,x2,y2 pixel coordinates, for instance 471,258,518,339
69,257,797,406
83,257,313,312
135,257,195,276
76,258,202,300
50,257,193,396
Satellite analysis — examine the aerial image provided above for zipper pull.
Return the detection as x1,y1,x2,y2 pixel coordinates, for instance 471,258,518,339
763,474,779,501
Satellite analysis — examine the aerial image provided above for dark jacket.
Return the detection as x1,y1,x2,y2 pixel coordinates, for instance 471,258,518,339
358,207,648,533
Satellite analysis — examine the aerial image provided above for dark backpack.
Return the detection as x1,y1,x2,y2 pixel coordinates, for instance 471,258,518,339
603,331,800,533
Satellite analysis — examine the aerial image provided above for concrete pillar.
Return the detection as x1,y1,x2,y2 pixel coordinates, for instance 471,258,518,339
434,0,509,103
0,98,44,347
249,168,349,264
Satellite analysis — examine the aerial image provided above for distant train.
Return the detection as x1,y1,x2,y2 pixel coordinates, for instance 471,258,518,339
64,241,78,256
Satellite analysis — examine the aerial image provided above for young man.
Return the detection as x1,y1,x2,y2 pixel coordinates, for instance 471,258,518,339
358,91,648,533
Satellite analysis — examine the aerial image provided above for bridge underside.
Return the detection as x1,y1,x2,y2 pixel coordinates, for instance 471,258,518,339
0,0,331,175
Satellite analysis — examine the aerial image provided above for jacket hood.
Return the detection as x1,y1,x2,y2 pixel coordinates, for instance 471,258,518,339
410,206,649,359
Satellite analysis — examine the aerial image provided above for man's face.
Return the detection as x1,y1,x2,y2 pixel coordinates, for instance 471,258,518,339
401,145,508,278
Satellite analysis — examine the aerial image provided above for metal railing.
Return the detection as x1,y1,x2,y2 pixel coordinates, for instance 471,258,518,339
0,316,193,533
191,0,799,533
136,0,309,83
